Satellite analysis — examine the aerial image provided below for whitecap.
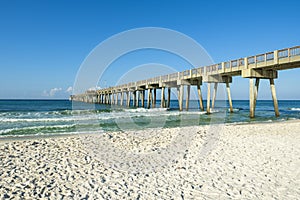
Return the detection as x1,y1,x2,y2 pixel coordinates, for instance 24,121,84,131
229,108,240,112
290,108,300,111
124,108,168,113
0,124,76,135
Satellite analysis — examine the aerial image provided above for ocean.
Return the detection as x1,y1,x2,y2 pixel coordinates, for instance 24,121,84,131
0,99,300,137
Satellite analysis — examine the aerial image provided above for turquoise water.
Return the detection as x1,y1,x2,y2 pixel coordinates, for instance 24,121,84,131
0,99,300,137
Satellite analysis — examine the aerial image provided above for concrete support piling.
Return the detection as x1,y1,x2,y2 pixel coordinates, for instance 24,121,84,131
186,85,190,111
126,91,130,107
161,87,165,108
178,85,184,111
141,90,145,108
167,87,171,108
133,91,137,107
212,83,218,109
120,92,124,106
112,93,114,105
147,89,151,109
249,78,255,118
115,93,118,105
197,84,204,111
137,91,141,107
270,78,280,117
153,89,156,108
254,78,260,109
207,83,211,114
226,82,233,113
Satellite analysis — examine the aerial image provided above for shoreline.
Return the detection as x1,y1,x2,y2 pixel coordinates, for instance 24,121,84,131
1,118,300,142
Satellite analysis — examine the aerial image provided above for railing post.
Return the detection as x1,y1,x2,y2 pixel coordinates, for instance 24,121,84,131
244,57,248,69
222,62,225,72
274,50,278,64
264,53,267,65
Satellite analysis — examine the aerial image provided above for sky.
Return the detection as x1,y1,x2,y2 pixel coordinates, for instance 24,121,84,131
0,0,300,99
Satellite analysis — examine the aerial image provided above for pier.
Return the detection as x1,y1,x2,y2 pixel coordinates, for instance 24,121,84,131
71,46,300,118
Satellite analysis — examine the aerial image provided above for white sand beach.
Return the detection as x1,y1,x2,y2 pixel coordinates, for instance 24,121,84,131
1,121,300,199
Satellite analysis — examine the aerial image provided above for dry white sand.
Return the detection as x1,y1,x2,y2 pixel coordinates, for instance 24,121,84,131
0,121,300,199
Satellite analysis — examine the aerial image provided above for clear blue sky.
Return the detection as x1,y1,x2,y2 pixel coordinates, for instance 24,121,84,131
0,0,300,99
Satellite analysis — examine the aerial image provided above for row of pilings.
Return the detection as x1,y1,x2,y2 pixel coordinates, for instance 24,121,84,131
71,76,280,118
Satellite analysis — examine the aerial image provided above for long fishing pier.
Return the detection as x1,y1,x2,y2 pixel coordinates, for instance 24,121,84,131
71,46,300,118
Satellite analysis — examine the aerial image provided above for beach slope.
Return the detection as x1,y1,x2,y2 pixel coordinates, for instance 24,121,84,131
0,121,300,199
